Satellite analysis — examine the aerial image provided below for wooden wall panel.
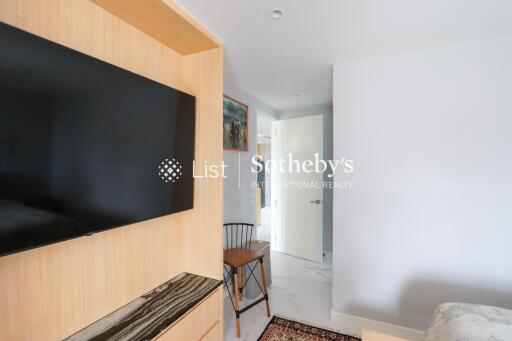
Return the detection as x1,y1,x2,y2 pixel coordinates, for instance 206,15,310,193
0,1,223,340
154,288,222,341
181,48,224,280
90,0,220,55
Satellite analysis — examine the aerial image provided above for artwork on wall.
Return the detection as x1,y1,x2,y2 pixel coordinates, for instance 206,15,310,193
223,95,248,151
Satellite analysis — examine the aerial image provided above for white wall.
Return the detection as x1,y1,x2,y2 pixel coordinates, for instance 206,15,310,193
223,81,277,224
257,114,273,139
333,35,512,331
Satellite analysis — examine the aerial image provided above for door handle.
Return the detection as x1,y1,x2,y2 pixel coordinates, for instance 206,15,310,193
309,200,322,204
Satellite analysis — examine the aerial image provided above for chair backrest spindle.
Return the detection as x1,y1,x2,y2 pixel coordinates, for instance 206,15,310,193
223,223,255,250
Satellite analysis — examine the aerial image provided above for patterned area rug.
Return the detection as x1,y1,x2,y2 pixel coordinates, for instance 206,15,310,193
258,316,361,341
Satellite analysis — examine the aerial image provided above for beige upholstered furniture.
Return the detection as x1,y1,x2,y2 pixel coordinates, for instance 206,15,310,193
425,303,512,341
361,303,512,341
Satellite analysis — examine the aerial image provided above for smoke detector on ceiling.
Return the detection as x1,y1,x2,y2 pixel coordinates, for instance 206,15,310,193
270,8,284,19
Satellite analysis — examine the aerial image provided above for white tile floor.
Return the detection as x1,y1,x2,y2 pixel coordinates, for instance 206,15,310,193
223,251,333,340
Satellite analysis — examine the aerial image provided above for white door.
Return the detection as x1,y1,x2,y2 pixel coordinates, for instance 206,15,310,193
272,115,323,263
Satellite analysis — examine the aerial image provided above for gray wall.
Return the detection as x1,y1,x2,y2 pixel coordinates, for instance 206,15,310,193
333,35,512,330
223,81,277,224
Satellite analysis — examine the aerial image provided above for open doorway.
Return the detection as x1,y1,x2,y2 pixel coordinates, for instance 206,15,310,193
256,114,273,242
255,112,333,262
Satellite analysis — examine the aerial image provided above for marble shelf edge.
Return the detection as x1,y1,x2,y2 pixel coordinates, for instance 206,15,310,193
64,272,223,341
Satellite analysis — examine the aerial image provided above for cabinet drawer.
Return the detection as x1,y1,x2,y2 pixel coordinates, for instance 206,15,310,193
200,321,222,341
155,288,222,341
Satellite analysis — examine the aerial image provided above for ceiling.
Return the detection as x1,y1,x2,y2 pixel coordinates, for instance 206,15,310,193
175,0,512,114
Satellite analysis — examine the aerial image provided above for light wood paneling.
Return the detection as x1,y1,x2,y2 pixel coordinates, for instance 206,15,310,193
90,0,220,55
200,321,222,341
181,48,224,280
155,288,222,341
0,0,223,340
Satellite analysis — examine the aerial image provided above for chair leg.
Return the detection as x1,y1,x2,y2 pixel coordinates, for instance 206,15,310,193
239,266,244,301
232,267,236,295
259,258,271,317
231,268,238,295
233,268,241,337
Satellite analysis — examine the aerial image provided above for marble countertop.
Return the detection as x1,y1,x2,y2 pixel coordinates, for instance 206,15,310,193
64,273,222,341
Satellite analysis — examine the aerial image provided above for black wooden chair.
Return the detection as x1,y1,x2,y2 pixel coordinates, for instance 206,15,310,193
223,223,270,338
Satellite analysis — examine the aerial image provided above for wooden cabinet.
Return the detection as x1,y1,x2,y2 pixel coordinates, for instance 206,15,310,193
200,321,222,341
155,288,223,341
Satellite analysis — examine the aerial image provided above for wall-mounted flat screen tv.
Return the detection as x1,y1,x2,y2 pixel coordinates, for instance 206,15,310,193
0,22,195,257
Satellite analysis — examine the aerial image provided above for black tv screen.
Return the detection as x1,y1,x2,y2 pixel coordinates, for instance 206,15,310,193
0,23,195,257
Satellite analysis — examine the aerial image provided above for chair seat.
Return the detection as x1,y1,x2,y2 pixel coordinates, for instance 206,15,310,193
223,248,264,268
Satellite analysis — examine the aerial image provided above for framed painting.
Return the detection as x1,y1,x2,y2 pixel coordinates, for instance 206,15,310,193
223,95,248,151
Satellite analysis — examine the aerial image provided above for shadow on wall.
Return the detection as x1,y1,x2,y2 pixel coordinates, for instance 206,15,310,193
345,279,512,331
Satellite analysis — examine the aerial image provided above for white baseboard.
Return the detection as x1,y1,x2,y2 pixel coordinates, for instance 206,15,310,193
330,311,425,341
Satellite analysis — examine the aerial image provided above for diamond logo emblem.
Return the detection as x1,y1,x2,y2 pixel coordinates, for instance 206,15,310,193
158,158,183,183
